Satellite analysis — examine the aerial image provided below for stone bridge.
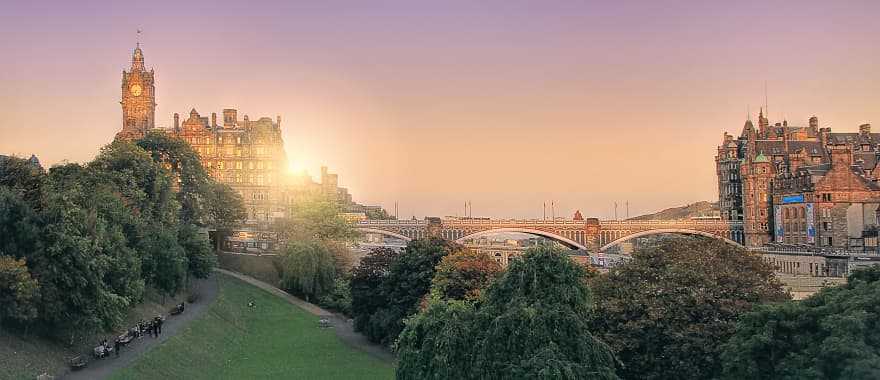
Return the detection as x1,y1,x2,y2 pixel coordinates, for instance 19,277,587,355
355,218,744,252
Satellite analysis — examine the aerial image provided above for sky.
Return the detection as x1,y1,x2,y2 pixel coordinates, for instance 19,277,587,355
3,0,880,219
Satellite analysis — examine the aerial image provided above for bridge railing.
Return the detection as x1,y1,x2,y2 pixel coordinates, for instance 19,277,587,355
752,245,879,257
600,219,743,227
355,218,743,229
356,220,428,226
443,219,586,226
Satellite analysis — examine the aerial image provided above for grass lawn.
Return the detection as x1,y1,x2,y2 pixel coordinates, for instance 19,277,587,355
110,273,394,380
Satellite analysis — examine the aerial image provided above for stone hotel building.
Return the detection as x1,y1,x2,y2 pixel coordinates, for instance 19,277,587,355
717,109,880,251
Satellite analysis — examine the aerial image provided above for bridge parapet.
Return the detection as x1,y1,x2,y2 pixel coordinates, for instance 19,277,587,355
600,219,743,227
357,220,427,226
355,218,745,252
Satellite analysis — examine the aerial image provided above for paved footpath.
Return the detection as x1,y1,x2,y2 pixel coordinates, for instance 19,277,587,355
60,276,219,380
215,269,396,364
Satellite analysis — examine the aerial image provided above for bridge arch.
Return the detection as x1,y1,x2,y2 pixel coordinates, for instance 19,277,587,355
454,228,587,250
355,228,413,242
599,228,745,252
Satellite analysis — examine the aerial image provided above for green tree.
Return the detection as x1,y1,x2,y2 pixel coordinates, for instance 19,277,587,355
590,236,789,380
721,265,880,380
0,187,41,260
275,194,359,243
0,155,45,208
30,192,130,341
365,208,394,220
280,239,337,302
396,299,481,380
144,227,188,300
0,255,39,325
179,223,216,279
397,244,619,380
207,182,246,251
353,238,460,346
87,141,179,226
430,249,501,301
318,277,353,315
137,131,213,225
351,247,400,338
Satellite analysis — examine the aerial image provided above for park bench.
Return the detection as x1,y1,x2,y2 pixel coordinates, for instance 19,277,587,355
68,355,87,370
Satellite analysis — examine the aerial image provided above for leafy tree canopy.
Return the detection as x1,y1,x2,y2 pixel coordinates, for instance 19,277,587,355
397,245,619,380
722,265,880,380
352,238,460,346
429,249,501,301
590,236,789,380
351,247,400,335
0,155,45,208
275,193,359,243
0,255,39,325
0,187,41,260
137,131,213,225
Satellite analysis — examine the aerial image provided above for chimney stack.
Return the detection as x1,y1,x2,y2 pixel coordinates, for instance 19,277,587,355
223,109,237,127
211,112,217,129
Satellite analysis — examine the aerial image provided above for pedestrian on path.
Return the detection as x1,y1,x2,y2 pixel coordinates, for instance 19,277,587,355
154,316,163,336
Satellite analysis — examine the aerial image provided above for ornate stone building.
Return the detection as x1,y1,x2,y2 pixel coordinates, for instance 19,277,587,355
170,108,288,225
116,44,156,141
717,110,880,250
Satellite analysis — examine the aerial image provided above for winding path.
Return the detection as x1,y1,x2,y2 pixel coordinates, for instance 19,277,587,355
60,276,220,380
215,269,396,363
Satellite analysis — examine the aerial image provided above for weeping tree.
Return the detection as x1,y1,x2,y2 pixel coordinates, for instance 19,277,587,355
280,239,337,302
397,244,620,380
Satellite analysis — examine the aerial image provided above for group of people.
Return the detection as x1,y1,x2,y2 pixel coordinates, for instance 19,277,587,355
95,315,165,360
136,315,165,338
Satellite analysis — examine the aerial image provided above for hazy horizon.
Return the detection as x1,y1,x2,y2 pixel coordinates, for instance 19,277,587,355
4,0,880,219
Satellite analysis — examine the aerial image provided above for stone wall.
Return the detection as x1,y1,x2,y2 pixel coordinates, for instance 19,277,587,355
776,274,847,300
217,251,283,287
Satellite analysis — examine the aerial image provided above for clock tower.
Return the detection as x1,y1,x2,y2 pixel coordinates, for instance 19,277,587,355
116,43,156,141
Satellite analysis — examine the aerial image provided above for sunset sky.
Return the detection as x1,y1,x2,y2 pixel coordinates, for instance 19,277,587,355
3,0,880,219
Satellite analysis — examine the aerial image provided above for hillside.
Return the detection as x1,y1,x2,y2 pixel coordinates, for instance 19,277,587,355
628,201,719,221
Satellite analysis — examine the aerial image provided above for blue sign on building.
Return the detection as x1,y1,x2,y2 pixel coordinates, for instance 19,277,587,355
782,194,805,204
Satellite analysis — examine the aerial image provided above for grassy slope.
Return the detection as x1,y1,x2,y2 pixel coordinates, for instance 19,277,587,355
110,274,394,380
0,290,193,380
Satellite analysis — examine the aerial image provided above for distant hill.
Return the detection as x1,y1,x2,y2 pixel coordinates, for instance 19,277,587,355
628,201,719,221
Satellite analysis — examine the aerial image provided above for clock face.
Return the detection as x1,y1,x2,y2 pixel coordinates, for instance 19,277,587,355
130,84,143,97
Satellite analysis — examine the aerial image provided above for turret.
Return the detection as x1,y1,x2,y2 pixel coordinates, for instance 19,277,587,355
131,44,145,72
173,113,180,131
758,107,769,138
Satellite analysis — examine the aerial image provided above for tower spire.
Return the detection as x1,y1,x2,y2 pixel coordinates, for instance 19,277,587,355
132,30,145,71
